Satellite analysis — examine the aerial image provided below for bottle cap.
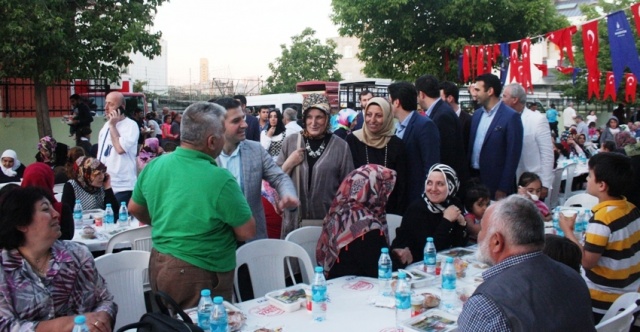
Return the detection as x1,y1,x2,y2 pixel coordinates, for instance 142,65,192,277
315,266,324,273
381,247,389,253
213,296,223,304
427,237,434,242
446,257,454,263
74,315,86,324
397,271,407,279
76,199,81,203
201,289,211,296
106,204,112,207
121,201,126,205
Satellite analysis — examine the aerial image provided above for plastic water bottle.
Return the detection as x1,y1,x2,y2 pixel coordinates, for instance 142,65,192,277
424,237,437,275
73,200,83,229
573,210,585,240
197,289,214,330
552,207,564,236
118,201,129,227
104,204,115,231
71,315,90,332
570,152,577,163
395,271,411,330
441,257,457,311
312,266,327,322
579,152,587,165
378,248,392,296
210,296,228,332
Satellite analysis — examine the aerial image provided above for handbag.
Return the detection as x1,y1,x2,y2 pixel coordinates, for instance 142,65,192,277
116,291,204,332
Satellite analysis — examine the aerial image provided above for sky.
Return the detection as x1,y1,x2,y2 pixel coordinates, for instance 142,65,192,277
153,0,340,85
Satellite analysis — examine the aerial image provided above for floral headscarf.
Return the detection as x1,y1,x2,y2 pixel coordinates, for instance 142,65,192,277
422,163,460,214
336,108,357,131
316,164,397,273
352,97,396,149
615,131,637,149
137,137,161,171
75,156,107,194
1,150,21,177
37,136,58,164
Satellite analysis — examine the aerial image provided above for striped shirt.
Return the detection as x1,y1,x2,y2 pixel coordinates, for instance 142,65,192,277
583,198,640,315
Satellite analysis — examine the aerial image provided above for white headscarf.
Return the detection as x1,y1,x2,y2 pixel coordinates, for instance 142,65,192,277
1,150,21,177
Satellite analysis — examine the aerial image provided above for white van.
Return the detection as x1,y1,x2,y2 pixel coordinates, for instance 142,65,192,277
246,93,303,115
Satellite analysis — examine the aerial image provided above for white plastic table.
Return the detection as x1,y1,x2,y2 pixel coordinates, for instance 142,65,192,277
72,221,144,252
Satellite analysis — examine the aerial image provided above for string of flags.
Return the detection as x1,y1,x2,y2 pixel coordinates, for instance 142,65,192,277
458,3,640,103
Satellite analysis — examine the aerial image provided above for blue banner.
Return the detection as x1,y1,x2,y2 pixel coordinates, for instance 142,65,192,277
499,42,510,85
607,11,640,91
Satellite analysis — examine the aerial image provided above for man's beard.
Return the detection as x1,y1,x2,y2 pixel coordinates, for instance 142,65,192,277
475,238,494,266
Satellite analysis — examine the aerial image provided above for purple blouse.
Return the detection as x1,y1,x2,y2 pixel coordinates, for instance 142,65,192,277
0,240,117,331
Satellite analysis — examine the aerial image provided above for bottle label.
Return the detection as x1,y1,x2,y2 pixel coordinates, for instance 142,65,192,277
425,255,436,265
378,265,391,279
442,274,456,290
395,292,411,309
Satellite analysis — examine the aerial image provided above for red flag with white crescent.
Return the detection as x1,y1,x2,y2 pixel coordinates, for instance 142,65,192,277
534,64,548,77
486,45,494,72
471,45,478,79
625,73,637,103
632,3,640,37
546,26,578,66
582,20,599,73
587,71,601,101
463,46,471,82
477,45,486,76
603,72,617,102
509,42,519,83
521,38,533,93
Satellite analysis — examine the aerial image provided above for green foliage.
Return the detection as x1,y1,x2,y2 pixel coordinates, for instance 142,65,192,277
558,0,639,106
263,28,343,94
133,80,147,93
331,0,567,81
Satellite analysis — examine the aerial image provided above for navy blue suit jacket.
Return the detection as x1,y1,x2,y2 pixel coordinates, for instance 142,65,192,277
245,114,261,142
428,100,468,186
468,102,523,199
401,112,440,203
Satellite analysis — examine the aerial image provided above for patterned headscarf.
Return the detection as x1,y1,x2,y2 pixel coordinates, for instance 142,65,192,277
37,136,58,164
1,150,21,177
352,97,396,149
316,164,397,273
75,156,107,194
615,131,637,149
336,108,357,131
137,137,161,171
422,163,460,214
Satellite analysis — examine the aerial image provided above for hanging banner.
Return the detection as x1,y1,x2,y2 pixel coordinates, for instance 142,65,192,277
625,73,637,103
534,64,548,76
603,71,617,102
632,3,640,37
509,42,519,83
572,68,582,85
556,66,574,75
607,10,640,91
486,45,494,72
582,20,599,73
521,38,533,93
546,26,578,66
499,43,509,85
463,46,471,82
477,45,486,76
587,71,601,100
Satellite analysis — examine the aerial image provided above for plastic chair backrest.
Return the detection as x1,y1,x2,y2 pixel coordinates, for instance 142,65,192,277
386,214,402,244
234,239,314,302
95,250,150,331
285,226,322,266
106,226,152,253
546,166,565,209
563,193,599,210
596,292,640,332
560,163,577,202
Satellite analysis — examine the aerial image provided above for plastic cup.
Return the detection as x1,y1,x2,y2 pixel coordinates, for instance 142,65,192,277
94,213,104,227
561,209,578,218
411,295,424,317
304,288,312,312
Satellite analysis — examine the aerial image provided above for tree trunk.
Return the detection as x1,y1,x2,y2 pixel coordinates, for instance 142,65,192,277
34,79,52,138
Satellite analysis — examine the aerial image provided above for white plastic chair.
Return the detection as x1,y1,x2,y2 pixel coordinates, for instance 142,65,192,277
234,239,314,302
285,226,322,266
546,166,566,209
596,292,640,332
387,213,402,244
95,250,150,331
563,193,599,210
559,163,577,205
105,226,152,253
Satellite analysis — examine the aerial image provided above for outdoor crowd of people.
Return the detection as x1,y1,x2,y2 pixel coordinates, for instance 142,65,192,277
1,73,640,331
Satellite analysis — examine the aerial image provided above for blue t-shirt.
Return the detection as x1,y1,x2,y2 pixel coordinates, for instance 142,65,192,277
546,108,558,123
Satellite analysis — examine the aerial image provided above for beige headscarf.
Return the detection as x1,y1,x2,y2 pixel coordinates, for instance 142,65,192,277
352,97,395,149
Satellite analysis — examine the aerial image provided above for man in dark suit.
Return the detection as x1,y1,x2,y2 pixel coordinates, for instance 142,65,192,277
389,81,440,203
440,81,472,155
416,75,468,187
233,95,261,142
352,90,373,131
469,74,523,200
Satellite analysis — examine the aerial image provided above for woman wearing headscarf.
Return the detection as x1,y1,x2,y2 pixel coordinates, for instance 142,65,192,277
347,97,408,215
137,137,163,171
61,156,118,211
391,164,467,268
0,150,25,183
600,116,620,145
261,109,287,160
35,136,69,183
333,108,357,140
21,163,74,240
277,94,354,236
316,165,397,279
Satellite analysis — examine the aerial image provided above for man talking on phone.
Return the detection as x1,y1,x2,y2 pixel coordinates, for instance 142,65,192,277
97,91,140,204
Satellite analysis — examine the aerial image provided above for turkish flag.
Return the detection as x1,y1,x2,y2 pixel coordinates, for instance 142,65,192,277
486,45,494,72
603,72,617,102
546,26,578,66
517,62,524,84
626,73,637,103
582,20,599,72
471,45,478,79
477,45,486,75
632,3,640,37
521,38,533,93
556,66,574,75
463,46,471,82
493,44,501,64
534,64,548,77
587,71,601,101
509,42,519,83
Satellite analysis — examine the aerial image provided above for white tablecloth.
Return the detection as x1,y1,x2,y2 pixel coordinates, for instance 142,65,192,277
231,247,487,332
72,221,144,252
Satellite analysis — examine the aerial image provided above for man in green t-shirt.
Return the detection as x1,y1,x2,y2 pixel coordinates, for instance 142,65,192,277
129,102,255,308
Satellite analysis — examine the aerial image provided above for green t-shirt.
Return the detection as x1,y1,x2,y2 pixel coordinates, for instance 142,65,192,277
132,147,252,272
